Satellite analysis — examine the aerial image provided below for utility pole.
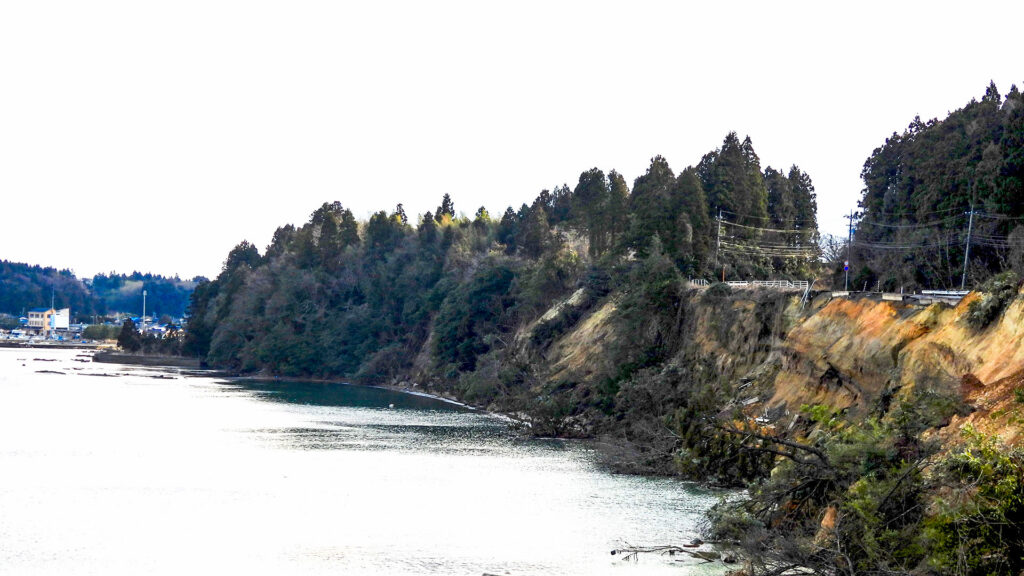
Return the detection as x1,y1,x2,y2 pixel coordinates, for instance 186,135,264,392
961,204,975,290
715,209,722,266
142,289,147,335
845,210,854,291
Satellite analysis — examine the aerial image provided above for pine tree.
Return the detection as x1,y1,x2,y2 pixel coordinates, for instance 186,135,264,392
549,184,573,223
572,168,610,256
473,206,491,231
740,136,769,223
788,165,818,246
393,203,409,225
518,205,550,258
497,207,518,254
765,167,796,229
627,156,676,258
435,194,455,223
418,211,438,243
698,133,769,225
118,318,142,352
606,170,630,253
672,167,710,269
339,209,360,248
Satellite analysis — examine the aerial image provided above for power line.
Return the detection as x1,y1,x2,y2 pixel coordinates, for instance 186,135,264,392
719,220,813,234
974,213,1024,222
855,213,966,229
720,242,816,254
718,209,777,223
864,204,965,217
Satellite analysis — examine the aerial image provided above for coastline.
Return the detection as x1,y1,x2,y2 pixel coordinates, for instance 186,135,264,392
220,373,480,411
0,341,104,350
92,350,202,368
87,349,483,412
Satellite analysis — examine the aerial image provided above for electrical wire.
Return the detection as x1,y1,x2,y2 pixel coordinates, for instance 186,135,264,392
854,213,966,229
719,220,814,234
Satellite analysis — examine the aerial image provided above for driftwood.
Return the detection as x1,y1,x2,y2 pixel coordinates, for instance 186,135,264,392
611,542,729,563
612,546,806,576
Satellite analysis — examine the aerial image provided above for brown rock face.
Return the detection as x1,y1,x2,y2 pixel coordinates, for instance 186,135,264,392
768,291,1024,445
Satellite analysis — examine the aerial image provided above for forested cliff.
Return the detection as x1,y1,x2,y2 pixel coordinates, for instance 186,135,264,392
853,82,1024,290
185,85,1024,575
183,132,818,384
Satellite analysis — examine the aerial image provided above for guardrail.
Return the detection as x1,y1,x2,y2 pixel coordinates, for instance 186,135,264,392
829,290,969,305
726,280,810,290
688,279,809,290
921,290,970,296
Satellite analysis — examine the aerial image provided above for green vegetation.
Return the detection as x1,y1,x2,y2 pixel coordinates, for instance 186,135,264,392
182,103,1024,575
925,429,1024,575
89,272,199,318
855,82,1024,290
703,394,1024,575
184,133,817,382
0,260,198,320
965,270,1020,330
82,324,120,340
0,260,97,317
117,319,142,352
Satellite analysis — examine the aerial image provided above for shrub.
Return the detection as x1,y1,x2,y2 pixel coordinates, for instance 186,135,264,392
83,324,120,340
705,282,732,298
924,428,1024,574
965,271,1020,330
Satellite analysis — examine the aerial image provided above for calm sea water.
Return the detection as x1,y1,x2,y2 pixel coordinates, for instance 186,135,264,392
0,348,724,576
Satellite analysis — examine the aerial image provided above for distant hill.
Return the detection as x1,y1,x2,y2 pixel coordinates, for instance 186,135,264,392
88,272,200,319
0,260,97,317
0,260,200,320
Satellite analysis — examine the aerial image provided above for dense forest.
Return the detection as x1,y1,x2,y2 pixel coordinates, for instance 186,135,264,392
0,261,199,320
184,132,818,380
88,272,199,319
0,261,97,318
853,82,1024,290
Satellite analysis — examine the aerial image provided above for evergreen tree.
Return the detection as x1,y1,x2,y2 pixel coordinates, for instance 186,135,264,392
223,241,261,273
627,155,676,258
518,204,550,258
497,207,518,254
265,225,296,260
548,184,573,223
473,206,491,231
435,193,455,223
739,136,769,223
339,208,360,248
393,203,409,225
418,211,438,243
117,318,142,352
572,168,610,256
606,170,630,254
366,210,405,253
764,166,796,229
788,165,818,247
698,132,769,226
672,167,710,270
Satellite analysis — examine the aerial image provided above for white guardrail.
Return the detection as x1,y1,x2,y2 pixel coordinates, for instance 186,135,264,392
725,280,809,290
688,279,809,290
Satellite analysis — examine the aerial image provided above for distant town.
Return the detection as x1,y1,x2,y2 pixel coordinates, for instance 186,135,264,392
0,306,185,345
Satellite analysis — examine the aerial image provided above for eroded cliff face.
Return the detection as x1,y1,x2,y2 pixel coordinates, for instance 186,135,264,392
764,291,1024,446
515,284,1023,465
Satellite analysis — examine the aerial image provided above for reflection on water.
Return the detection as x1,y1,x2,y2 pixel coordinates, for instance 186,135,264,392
0,349,726,576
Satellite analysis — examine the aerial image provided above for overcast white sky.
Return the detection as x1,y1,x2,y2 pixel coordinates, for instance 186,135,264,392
1,1,1021,280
